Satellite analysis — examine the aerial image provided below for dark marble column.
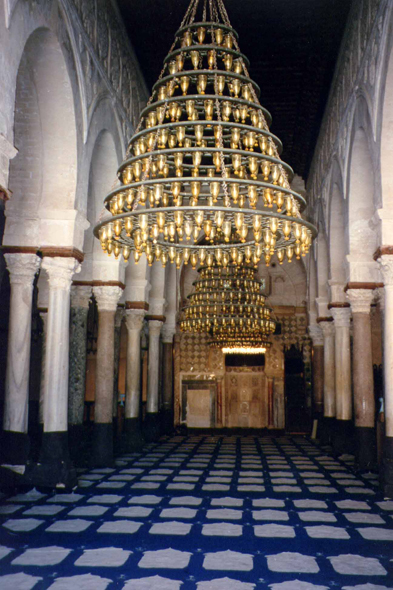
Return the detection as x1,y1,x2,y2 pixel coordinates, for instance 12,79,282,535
68,285,91,463
161,324,176,435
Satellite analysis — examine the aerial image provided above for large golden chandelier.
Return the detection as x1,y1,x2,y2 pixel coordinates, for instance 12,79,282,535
180,264,275,350
94,0,317,267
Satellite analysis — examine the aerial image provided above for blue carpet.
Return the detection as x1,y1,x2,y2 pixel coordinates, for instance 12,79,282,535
0,435,392,589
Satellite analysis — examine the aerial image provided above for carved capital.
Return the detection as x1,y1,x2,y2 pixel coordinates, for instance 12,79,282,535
4,253,41,285
115,307,125,328
378,254,393,286
308,325,324,346
93,285,123,312
148,319,163,338
346,288,374,314
319,321,335,337
125,309,145,332
71,285,92,309
162,323,176,343
375,287,385,312
331,307,351,328
42,256,80,292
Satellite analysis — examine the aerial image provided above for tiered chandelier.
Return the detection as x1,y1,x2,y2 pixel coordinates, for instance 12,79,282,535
94,0,317,268
180,264,275,352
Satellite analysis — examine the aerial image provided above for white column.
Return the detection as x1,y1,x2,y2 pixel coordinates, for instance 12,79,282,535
41,257,80,433
147,320,163,414
125,310,145,419
319,320,335,417
3,253,41,433
331,307,352,421
378,256,393,437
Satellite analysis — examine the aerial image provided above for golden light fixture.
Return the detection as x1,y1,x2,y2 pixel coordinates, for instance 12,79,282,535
180,264,276,349
94,0,317,267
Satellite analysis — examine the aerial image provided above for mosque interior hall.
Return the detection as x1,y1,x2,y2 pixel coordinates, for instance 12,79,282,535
1,0,393,588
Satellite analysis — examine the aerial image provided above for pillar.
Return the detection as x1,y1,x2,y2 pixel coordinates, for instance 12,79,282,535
38,309,48,425
122,309,145,449
31,257,80,487
319,319,335,444
113,308,123,433
161,324,176,434
378,255,393,496
92,285,122,466
331,306,353,454
308,325,324,416
145,319,163,442
68,285,91,462
1,253,40,465
346,289,376,470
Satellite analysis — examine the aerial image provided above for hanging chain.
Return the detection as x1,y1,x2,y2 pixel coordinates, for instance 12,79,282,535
202,0,207,22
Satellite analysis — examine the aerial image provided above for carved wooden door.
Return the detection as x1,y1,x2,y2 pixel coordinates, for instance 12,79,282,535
225,369,267,428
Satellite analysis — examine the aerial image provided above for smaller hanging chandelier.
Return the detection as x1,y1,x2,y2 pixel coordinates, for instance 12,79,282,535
180,263,276,353
94,0,317,268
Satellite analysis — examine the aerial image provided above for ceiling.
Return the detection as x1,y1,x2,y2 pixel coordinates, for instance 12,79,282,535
117,0,352,180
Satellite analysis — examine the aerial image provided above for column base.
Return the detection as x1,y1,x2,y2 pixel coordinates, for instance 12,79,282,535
382,436,393,498
332,419,354,456
118,418,145,452
318,416,335,447
68,424,90,467
144,412,161,442
355,426,377,471
92,423,113,467
161,409,174,436
0,430,30,465
24,431,77,489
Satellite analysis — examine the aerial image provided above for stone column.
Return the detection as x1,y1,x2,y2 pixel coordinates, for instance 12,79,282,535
308,325,324,416
161,324,176,435
378,255,393,496
331,306,353,454
92,285,122,466
113,308,124,430
346,289,376,469
1,253,40,465
145,319,163,442
33,257,80,487
38,309,48,425
122,309,145,449
68,285,91,461
319,320,335,445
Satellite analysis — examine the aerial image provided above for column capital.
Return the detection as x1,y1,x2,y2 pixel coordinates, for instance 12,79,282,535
93,285,123,312
125,308,145,331
115,307,125,328
71,285,92,309
331,306,351,328
378,254,393,286
42,256,80,291
319,320,335,337
346,288,374,314
308,325,324,346
374,286,385,311
149,319,163,337
162,323,176,343
4,252,41,285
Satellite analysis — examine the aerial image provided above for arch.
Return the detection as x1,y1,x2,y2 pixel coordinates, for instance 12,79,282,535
81,129,120,282
327,161,347,287
380,37,393,246
5,27,77,247
347,123,378,278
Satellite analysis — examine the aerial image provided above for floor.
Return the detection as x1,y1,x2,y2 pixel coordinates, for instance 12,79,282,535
0,435,393,589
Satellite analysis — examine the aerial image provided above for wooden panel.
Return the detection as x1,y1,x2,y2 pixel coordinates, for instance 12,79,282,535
225,369,267,428
186,389,212,428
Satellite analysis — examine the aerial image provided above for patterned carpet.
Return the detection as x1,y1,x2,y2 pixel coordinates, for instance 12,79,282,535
0,435,393,589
